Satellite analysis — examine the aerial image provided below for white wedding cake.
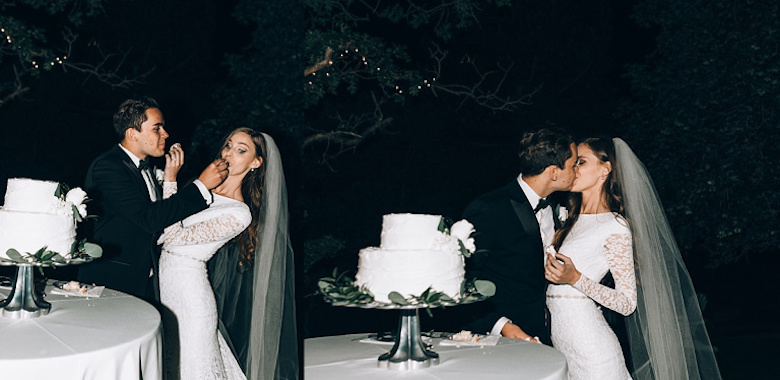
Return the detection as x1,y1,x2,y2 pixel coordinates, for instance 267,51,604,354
0,178,89,260
354,213,476,304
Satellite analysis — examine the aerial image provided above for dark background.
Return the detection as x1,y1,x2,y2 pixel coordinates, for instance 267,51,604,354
1,1,778,378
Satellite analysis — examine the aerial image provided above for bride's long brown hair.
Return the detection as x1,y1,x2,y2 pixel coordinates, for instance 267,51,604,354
219,127,268,271
552,137,625,251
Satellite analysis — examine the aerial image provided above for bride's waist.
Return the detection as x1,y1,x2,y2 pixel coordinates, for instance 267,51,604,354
161,249,209,263
546,284,588,299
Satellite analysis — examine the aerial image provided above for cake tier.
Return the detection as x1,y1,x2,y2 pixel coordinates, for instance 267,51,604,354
355,247,465,304
380,213,444,250
3,178,62,213
0,209,76,259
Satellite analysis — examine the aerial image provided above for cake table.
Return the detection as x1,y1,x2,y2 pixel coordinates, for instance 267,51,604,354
0,281,162,380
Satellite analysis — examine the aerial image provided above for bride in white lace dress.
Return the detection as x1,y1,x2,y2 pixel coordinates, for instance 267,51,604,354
158,128,267,380
544,137,721,380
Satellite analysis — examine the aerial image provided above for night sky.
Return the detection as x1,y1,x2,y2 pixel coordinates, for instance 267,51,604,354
1,1,777,378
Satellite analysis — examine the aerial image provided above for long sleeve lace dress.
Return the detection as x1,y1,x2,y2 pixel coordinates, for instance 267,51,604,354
546,213,637,380
158,182,251,380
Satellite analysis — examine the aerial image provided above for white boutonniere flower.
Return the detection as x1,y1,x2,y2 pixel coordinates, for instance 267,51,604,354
557,206,568,224
155,169,164,184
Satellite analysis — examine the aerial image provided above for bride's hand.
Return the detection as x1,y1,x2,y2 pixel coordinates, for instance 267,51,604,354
545,252,581,285
164,143,184,182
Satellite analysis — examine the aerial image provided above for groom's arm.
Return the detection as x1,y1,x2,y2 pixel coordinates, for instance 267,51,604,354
88,157,208,234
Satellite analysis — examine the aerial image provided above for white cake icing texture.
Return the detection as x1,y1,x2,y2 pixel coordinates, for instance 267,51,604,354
355,213,475,304
0,178,87,260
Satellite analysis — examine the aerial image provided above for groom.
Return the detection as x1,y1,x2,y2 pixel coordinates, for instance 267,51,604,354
78,97,228,301
461,128,576,345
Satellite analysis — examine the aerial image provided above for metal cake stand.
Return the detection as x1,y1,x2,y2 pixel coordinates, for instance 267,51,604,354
333,295,488,370
0,258,93,319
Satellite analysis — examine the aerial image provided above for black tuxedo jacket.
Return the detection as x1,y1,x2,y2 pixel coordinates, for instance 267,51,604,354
77,145,208,300
461,180,551,344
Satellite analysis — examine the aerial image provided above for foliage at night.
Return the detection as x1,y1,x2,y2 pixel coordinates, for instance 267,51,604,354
0,0,146,107
619,0,780,265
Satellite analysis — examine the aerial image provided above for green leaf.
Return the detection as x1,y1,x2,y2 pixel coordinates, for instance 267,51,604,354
388,292,410,305
6,249,24,262
82,243,102,258
474,280,496,297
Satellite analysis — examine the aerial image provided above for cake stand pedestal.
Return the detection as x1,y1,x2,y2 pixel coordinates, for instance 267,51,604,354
0,264,50,319
378,308,439,370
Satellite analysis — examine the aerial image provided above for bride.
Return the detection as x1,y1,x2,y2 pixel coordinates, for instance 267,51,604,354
158,128,297,379
544,137,721,379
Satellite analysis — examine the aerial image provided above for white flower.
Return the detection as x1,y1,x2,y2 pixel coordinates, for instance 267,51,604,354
557,206,568,223
450,219,476,253
65,187,89,218
155,169,164,184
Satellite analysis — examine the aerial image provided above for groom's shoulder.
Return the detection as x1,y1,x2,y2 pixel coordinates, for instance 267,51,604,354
472,182,515,202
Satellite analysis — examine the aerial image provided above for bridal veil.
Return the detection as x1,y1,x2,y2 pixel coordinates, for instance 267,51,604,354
613,138,720,380
209,133,299,380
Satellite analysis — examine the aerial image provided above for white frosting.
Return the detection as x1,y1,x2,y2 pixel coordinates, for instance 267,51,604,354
3,178,62,213
380,213,445,250
0,178,77,259
355,214,466,303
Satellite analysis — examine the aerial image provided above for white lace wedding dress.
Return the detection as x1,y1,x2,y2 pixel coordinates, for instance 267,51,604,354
159,183,250,380
546,213,637,380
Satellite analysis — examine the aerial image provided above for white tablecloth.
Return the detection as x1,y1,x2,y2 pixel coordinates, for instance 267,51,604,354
0,284,162,380
305,333,568,380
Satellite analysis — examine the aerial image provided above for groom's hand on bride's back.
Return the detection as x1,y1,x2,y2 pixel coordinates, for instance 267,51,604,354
198,158,229,189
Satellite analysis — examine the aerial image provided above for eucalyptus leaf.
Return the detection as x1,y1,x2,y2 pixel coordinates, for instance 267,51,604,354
6,249,24,262
388,292,410,305
82,243,103,258
474,280,496,296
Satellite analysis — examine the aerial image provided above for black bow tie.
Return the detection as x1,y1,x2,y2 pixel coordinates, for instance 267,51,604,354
533,198,552,213
138,159,150,171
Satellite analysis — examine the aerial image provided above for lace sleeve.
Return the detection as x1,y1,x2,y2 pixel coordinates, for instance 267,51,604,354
572,233,637,316
162,182,178,199
160,213,248,246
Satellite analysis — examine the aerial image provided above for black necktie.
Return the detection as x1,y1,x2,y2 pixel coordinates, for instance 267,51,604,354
533,198,551,214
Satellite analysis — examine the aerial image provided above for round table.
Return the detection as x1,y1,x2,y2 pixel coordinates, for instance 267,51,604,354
305,333,568,379
0,283,162,380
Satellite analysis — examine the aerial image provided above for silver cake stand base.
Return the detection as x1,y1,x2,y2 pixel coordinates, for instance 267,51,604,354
0,264,50,319
378,308,439,370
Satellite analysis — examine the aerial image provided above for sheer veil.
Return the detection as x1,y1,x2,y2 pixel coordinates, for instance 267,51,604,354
209,133,299,380
613,138,720,380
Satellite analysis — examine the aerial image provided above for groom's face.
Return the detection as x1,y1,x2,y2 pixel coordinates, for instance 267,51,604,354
134,108,169,159
553,143,578,191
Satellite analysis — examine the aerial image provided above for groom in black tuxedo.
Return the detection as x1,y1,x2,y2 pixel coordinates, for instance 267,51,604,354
462,128,576,345
78,97,228,301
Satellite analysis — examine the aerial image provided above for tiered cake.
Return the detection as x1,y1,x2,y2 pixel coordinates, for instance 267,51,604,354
0,178,88,260
354,213,475,304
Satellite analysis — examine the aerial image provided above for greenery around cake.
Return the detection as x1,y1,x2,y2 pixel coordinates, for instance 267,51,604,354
317,268,496,316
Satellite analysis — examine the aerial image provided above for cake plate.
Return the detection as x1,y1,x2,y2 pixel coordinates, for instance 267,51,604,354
0,258,94,319
334,296,487,370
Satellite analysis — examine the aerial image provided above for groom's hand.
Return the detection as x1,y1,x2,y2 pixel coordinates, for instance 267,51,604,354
501,323,541,344
198,158,229,189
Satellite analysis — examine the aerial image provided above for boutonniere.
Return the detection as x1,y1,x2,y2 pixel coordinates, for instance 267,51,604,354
154,169,164,185
556,206,568,224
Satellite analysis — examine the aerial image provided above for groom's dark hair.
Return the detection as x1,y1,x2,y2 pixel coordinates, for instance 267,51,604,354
517,128,574,176
113,97,160,141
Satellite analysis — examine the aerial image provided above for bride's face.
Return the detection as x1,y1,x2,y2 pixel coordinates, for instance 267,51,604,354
570,144,610,193
221,132,262,177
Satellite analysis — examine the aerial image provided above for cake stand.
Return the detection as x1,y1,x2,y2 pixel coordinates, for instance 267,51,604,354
333,296,488,370
0,258,94,319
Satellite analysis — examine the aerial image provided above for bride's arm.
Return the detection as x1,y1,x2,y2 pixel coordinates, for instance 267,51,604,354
158,210,249,245
572,233,637,316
